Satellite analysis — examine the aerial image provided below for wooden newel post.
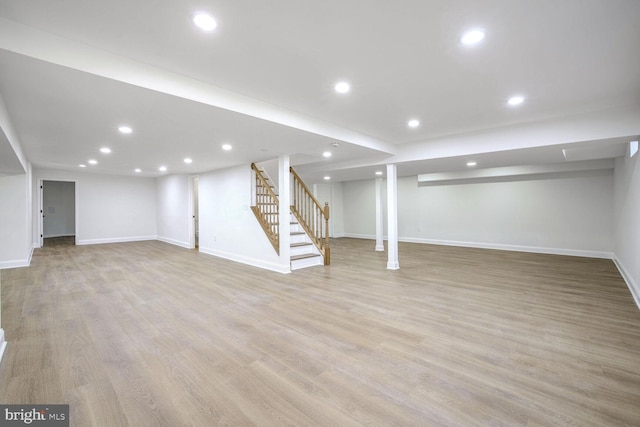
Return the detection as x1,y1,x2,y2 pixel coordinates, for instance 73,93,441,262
324,202,330,265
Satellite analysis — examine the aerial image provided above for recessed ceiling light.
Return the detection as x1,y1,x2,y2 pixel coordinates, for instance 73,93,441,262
193,12,217,31
324,176,331,180
408,119,420,128
118,126,132,134
331,142,341,148
375,171,383,176
507,95,525,106
467,161,477,167
134,168,141,173
79,164,86,168
184,158,193,164
222,143,232,151
100,147,111,154
461,29,485,45
159,166,167,172
323,151,332,158
334,81,350,94
88,159,98,165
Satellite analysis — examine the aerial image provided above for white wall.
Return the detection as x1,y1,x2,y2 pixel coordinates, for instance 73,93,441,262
0,170,32,268
613,151,640,306
343,179,382,238
316,182,344,237
0,90,32,269
330,182,345,237
199,164,286,272
313,183,337,237
33,169,157,245
43,180,75,238
0,269,3,363
343,172,614,257
156,174,191,248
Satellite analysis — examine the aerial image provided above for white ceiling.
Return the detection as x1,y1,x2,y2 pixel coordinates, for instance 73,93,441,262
0,0,639,182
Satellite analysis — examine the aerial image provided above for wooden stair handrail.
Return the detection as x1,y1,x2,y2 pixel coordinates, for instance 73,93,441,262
290,166,330,265
290,167,326,216
251,163,280,254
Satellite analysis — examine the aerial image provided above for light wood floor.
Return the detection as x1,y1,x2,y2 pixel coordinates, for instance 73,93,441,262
1,238,639,426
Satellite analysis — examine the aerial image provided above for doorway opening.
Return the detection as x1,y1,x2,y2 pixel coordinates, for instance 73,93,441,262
41,180,76,247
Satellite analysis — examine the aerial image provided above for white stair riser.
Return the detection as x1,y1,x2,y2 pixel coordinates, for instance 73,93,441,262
291,256,323,270
290,233,309,244
291,245,314,256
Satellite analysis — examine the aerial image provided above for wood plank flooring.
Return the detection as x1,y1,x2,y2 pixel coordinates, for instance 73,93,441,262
1,238,639,426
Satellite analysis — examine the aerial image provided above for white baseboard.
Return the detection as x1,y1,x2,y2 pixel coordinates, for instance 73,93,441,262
613,257,640,310
43,233,75,238
76,235,157,245
401,237,613,259
199,246,291,274
156,236,192,249
341,233,376,240
341,234,612,259
0,247,33,269
0,329,6,365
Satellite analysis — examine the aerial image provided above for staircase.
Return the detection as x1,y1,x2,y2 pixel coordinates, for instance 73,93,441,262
251,163,327,270
290,215,323,270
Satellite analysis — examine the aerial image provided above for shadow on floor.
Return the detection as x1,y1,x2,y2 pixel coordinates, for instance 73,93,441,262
43,236,76,247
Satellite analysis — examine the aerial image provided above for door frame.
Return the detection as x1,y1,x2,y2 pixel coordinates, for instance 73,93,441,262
39,179,78,247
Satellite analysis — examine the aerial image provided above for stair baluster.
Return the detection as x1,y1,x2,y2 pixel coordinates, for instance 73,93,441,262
250,163,279,254
289,167,330,265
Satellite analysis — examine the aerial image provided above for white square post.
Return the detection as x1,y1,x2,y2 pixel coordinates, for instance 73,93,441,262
386,163,399,270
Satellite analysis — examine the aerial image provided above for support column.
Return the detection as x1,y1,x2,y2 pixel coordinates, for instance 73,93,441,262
386,163,399,270
278,155,291,272
375,177,384,251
